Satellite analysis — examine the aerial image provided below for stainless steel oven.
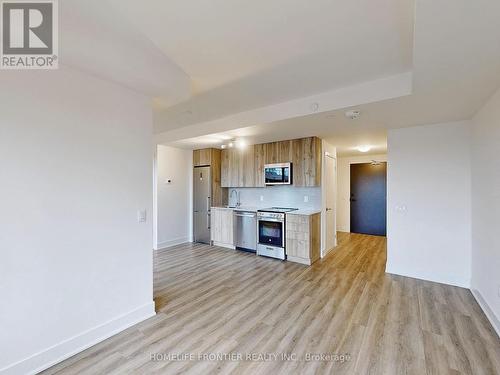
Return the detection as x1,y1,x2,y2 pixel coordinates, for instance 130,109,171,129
257,211,286,260
264,163,292,185
257,207,298,260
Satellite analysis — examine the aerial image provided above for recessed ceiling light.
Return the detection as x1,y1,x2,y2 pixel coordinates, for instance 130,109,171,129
345,110,361,120
357,145,371,153
228,142,234,148
236,139,247,149
310,102,320,112
221,144,227,149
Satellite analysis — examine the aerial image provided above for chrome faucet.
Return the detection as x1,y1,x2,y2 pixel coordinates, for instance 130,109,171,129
230,189,241,207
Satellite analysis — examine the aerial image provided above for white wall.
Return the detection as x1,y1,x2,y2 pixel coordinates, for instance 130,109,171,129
336,154,387,232
0,68,155,374
471,88,500,335
386,121,472,288
155,145,193,249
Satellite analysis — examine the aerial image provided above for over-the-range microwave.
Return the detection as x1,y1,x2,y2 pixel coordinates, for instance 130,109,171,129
264,162,292,185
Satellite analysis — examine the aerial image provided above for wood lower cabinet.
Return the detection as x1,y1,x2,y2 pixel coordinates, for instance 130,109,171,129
286,213,321,265
221,137,322,187
211,208,234,248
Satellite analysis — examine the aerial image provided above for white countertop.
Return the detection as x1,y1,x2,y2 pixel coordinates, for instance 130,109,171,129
212,206,321,215
211,206,234,210
212,206,259,212
286,209,322,216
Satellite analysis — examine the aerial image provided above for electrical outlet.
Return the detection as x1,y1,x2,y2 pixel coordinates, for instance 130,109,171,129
304,196,309,203
260,195,264,202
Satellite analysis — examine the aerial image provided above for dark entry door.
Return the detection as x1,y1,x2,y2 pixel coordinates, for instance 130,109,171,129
350,162,387,236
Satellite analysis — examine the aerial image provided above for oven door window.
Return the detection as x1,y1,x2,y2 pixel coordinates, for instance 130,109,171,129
258,220,283,247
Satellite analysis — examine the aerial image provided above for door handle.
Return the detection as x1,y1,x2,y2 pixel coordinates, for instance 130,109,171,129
326,207,333,211
207,197,211,211
207,213,211,230
350,198,357,202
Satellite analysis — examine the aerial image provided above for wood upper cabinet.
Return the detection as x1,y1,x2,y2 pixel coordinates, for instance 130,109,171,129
264,140,292,164
221,148,238,187
240,146,255,187
292,137,322,187
193,149,212,167
220,136,322,187
221,146,255,188
254,143,266,187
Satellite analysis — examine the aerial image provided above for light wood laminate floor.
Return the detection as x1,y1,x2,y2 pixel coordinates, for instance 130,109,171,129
43,233,500,375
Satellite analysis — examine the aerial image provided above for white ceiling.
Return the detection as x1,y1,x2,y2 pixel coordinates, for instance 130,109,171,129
60,0,191,105
159,0,500,154
58,0,500,155
111,0,413,97
170,116,389,157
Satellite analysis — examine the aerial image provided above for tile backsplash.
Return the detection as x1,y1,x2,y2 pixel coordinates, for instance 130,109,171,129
227,186,321,209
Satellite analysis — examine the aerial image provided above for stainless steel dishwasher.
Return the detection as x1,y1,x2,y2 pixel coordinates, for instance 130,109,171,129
234,210,257,253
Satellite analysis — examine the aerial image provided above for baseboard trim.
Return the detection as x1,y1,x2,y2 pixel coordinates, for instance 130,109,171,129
471,289,500,338
156,237,189,250
321,240,337,258
385,268,470,289
287,255,311,265
1,302,155,375
212,241,235,250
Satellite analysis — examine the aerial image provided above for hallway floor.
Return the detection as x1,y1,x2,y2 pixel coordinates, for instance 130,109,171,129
43,233,500,374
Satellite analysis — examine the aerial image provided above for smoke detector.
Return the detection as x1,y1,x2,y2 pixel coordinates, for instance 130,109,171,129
345,110,361,120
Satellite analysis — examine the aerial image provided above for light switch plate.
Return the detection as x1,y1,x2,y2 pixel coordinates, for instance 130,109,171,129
137,209,147,223
395,204,407,213
260,195,264,202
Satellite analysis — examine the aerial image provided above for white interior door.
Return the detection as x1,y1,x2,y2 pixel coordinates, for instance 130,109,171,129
325,155,337,252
